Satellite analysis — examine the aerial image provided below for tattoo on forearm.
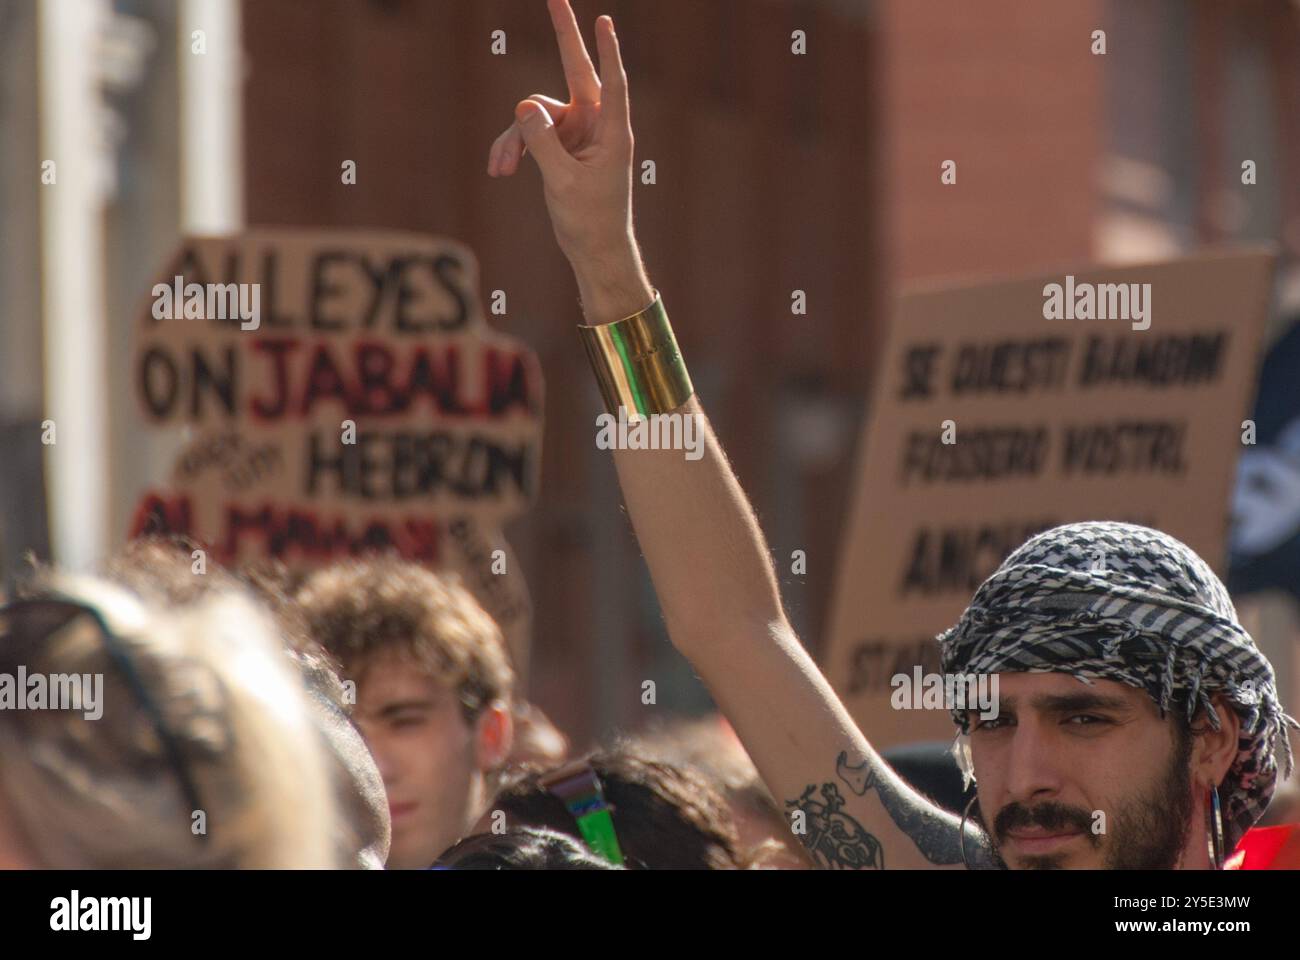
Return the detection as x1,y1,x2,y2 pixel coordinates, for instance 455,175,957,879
836,750,967,866
785,780,885,869
785,750,997,869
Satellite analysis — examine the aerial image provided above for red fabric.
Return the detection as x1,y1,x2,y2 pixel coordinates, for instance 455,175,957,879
1226,823,1300,870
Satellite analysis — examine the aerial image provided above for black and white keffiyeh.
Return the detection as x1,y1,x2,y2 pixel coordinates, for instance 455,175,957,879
938,520,1299,850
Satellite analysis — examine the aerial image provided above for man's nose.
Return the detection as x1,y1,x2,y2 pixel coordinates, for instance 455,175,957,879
357,726,399,784
1002,720,1065,802
371,745,401,785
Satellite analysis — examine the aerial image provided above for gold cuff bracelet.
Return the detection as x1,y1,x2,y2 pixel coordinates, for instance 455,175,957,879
577,291,694,416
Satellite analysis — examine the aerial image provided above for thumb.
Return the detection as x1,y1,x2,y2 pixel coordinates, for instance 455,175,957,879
514,101,571,178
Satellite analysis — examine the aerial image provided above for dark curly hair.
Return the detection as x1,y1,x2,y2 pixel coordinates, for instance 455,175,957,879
433,827,622,870
490,749,748,869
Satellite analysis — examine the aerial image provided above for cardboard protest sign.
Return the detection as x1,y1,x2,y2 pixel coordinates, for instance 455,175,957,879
824,249,1274,749
128,229,542,672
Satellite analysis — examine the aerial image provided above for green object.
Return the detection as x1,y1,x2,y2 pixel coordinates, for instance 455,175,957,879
542,761,627,866
572,807,625,866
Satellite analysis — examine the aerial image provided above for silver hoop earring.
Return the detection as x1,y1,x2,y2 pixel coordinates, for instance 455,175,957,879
960,791,980,870
1209,784,1225,870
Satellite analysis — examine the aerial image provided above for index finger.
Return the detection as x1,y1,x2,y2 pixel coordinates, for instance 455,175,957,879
547,0,600,105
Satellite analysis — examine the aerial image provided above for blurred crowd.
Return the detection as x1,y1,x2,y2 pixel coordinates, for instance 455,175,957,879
0,538,815,869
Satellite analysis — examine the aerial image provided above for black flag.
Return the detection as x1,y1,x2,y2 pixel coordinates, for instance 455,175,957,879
1229,315,1300,601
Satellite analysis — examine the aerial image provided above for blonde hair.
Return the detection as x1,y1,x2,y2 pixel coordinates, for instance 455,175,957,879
0,574,340,868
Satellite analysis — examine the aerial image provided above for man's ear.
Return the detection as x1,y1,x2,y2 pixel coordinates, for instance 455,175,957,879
1193,695,1241,790
473,700,514,771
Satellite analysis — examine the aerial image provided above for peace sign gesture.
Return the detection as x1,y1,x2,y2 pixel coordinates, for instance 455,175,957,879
487,0,650,323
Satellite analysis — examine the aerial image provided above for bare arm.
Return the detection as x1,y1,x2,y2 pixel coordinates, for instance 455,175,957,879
489,0,994,870
611,389,986,868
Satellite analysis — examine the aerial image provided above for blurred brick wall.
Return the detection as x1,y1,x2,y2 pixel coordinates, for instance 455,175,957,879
878,0,1102,282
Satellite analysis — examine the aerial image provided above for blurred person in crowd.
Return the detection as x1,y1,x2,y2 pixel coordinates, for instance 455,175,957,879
508,699,570,768
105,538,391,869
0,571,339,867
489,0,1298,870
433,825,622,870
482,748,748,868
239,558,391,869
629,714,812,868
296,557,514,869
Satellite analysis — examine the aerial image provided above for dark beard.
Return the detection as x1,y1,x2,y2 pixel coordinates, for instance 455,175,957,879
975,727,1195,870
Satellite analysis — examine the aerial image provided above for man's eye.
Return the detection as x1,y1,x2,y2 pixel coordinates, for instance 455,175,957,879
1066,714,1106,725
974,716,1009,731
391,715,426,729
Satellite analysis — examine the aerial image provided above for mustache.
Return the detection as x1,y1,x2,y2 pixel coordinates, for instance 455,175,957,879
993,801,1101,846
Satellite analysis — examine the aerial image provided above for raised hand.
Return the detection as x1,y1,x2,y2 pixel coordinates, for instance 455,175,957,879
487,0,650,324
